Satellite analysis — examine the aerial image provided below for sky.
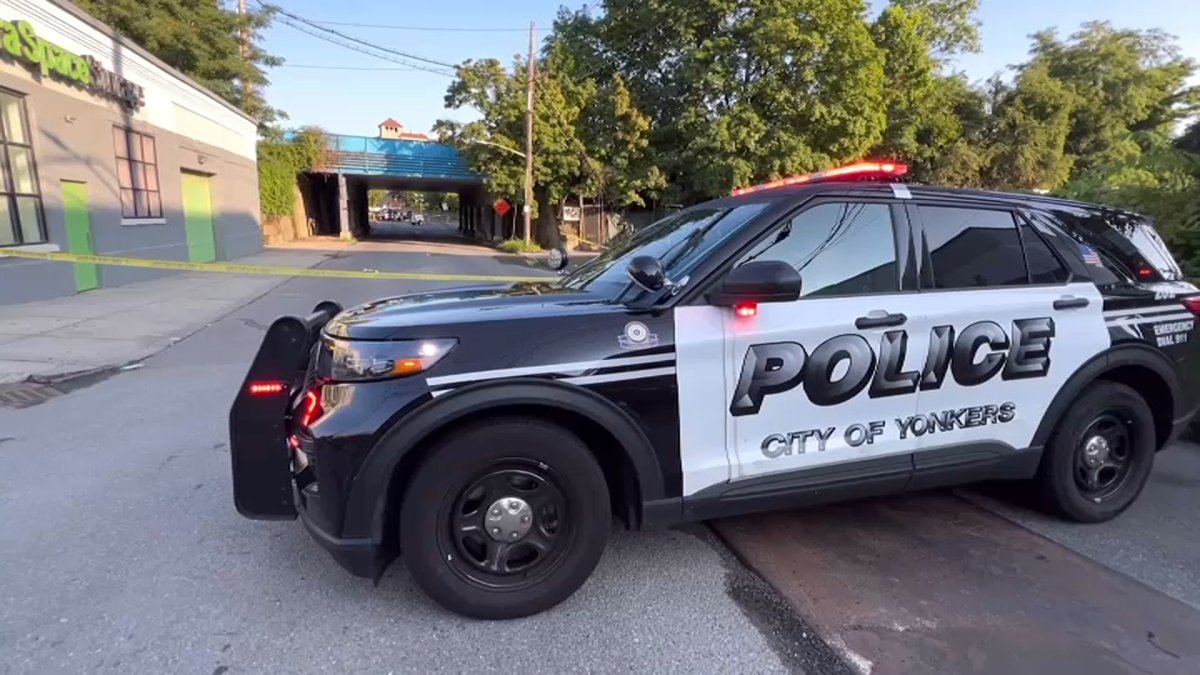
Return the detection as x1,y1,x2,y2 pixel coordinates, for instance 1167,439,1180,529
254,0,1200,138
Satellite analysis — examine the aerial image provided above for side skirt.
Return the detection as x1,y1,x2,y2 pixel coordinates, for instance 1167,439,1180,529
668,442,1043,526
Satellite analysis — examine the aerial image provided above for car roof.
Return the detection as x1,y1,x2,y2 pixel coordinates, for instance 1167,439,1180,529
707,180,1144,222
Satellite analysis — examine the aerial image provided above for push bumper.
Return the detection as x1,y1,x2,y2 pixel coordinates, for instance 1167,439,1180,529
228,300,392,580
228,301,341,519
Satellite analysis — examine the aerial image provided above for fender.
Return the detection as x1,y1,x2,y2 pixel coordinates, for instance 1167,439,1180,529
1032,343,1181,449
340,378,669,542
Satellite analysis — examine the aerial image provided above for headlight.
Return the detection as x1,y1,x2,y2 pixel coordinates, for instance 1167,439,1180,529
328,338,458,382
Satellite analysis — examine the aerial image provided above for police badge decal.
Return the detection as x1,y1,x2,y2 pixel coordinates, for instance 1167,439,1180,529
619,321,659,350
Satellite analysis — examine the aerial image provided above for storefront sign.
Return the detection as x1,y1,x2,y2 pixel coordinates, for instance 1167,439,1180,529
0,19,145,110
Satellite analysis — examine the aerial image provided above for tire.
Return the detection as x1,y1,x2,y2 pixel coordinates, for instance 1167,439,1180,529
399,417,611,619
1036,381,1157,523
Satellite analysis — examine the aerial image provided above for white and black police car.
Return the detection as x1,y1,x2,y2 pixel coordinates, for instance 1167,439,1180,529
230,162,1199,619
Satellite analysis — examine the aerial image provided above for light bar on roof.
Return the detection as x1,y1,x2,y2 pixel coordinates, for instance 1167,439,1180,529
732,161,909,196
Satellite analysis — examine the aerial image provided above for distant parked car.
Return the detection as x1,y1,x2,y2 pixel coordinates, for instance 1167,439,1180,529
411,212,425,226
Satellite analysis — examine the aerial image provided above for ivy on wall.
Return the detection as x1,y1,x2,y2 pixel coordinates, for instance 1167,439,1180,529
257,126,328,217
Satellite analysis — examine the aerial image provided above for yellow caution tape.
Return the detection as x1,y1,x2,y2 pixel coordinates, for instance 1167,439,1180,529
569,233,608,250
0,248,551,283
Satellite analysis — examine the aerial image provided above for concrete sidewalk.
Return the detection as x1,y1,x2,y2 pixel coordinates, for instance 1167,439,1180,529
0,248,339,384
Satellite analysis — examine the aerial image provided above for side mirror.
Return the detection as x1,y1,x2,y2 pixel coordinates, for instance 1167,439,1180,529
627,255,666,291
706,260,801,306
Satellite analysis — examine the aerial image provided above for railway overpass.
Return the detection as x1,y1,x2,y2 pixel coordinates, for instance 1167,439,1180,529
302,134,518,241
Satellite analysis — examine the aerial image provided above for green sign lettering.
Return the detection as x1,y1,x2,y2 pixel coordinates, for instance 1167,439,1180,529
0,19,141,109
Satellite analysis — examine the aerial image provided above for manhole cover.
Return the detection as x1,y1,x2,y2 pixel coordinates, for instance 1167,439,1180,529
0,382,63,408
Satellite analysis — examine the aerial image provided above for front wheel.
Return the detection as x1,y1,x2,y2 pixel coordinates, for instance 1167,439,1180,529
1036,381,1157,523
399,418,610,619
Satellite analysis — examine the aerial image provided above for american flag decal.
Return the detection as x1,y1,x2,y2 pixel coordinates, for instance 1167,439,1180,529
1078,243,1103,267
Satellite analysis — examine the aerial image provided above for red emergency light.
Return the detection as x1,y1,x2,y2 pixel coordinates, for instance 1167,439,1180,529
248,381,288,396
732,162,909,196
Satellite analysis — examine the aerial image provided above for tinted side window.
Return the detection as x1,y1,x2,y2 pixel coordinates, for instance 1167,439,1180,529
1019,219,1070,284
738,202,898,298
921,206,1027,289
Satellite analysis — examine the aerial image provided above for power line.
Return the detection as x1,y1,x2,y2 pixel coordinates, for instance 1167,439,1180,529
310,20,531,33
257,1,456,69
279,64,420,71
272,16,456,77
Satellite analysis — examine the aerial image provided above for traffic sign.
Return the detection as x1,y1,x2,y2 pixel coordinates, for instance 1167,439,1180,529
494,199,511,216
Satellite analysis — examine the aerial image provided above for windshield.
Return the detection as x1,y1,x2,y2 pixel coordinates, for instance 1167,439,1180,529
556,202,772,295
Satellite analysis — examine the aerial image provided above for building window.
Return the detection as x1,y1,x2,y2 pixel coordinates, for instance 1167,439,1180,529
113,126,162,219
0,90,45,246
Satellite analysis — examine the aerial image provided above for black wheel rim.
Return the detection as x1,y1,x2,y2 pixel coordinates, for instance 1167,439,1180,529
439,460,572,590
1073,412,1134,502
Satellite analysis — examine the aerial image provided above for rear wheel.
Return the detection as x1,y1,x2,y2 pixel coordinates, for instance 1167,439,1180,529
399,418,610,619
1036,381,1156,522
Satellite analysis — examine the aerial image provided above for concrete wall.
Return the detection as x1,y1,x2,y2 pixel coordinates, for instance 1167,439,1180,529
0,0,261,305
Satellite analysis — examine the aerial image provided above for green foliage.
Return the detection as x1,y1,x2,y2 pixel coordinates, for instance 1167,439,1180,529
1060,144,1200,274
257,127,327,218
497,238,543,254
1025,23,1198,174
984,63,1078,190
893,0,981,57
74,0,284,128
581,74,667,207
439,0,1199,270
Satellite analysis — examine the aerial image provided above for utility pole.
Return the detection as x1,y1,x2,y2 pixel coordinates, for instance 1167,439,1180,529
237,0,251,109
523,21,536,244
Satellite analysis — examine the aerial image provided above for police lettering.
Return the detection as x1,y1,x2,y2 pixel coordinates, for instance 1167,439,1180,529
730,318,1054,416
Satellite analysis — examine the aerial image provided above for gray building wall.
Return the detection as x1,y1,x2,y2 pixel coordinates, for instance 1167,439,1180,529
0,69,262,305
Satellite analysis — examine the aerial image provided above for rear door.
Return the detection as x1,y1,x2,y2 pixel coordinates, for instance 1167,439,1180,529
907,203,1109,464
717,199,924,488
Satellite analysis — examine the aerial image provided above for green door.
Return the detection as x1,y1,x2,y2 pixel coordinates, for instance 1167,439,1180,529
61,181,98,292
182,172,216,263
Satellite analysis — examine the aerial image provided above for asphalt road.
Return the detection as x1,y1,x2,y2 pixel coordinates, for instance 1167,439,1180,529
0,247,818,674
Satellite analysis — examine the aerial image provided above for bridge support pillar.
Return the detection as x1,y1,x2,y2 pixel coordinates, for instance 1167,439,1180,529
337,173,352,241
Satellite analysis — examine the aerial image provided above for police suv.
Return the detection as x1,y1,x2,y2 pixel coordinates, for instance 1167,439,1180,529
230,162,1199,619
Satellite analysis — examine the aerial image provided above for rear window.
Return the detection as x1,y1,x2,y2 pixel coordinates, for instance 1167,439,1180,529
1047,208,1183,282
1126,219,1183,279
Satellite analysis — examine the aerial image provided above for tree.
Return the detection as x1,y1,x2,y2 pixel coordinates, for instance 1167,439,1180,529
892,0,981,57
568,0,888,200
438,53,589,245
74,0,283,127
872,6,937,163
440,38,667,245
1178,119,1200,155
1027,23,1199,173
580,74,666,207
983,63,1077,190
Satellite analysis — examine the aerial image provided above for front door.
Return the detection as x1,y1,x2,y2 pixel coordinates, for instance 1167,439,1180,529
61,180,97,292
907,203,1108,457
719,200,925,486
182,172,216,263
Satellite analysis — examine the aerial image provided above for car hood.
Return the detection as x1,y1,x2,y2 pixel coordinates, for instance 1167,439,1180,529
323,283,614,340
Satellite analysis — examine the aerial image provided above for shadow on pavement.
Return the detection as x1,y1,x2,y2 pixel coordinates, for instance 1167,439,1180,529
713,491,1200,675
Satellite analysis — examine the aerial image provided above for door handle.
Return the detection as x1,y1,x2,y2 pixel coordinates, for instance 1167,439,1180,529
855,310,907,329
1053,296,1090,310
